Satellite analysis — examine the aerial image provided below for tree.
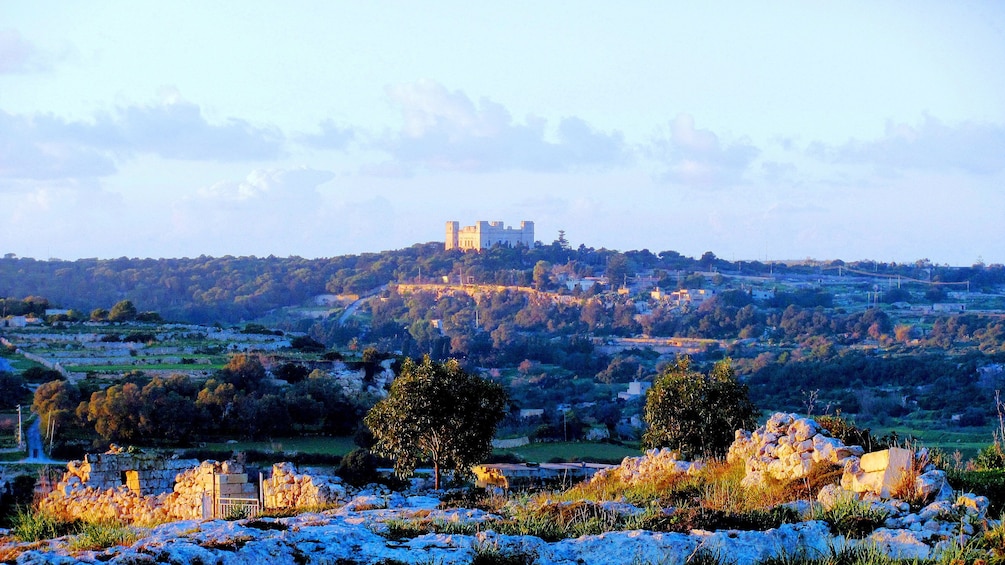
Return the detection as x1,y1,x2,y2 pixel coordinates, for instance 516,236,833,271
108,300,138,322
364,356,508,489
0,371,27,407
532,260,552,291
643,356,756,459
606,253,629,290
32,380,79,436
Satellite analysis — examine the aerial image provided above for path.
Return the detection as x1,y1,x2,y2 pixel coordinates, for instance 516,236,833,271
338,284,387,325
7,417,62,465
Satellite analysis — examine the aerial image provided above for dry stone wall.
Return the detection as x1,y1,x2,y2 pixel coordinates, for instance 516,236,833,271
263,462,346,508
40,453,249,525
728,413,951,502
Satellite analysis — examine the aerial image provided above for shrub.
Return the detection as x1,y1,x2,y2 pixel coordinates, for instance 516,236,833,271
974,442,1005,471
815,414,878,452
338,448,381,487
947,469,1005,516
643,356,756,459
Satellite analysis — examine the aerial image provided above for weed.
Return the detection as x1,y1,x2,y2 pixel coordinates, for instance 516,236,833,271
243,518,289,531
66,520,139,553
808,497,888,539
471,540,536,565
11,506,80,542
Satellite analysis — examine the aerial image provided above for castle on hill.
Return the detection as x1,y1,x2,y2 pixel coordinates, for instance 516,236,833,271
445,221,534,251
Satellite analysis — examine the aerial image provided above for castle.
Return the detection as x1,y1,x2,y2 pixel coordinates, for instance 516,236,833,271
445,221,535,251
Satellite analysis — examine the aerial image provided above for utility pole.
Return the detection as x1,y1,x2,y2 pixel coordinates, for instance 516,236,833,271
563,410,568,442
16,404,22,449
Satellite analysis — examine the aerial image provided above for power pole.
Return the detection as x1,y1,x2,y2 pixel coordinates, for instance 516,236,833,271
16,404,22,449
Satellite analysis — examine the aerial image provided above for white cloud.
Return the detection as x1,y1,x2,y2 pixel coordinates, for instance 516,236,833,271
649,114,760,188
0,111,116,181
297,119,355,150
198,167,334,203
0,96,285,182
811,116,1005,175
380,80,627,173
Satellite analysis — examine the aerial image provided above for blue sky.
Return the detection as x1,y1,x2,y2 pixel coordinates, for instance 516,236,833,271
2,2,1003,265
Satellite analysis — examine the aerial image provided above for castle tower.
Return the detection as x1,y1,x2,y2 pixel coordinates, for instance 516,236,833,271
445,221,460,250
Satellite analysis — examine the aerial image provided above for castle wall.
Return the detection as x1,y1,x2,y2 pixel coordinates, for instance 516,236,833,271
445,220,534,251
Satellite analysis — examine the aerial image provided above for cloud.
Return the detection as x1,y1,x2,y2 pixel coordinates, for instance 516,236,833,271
72,98,285,161
812,116,1005,175
297,119,355,150
197,167,335,204
380,80,627,173
0,97,285,181
649,114,760,188
0,29,48,73
0,111,117,180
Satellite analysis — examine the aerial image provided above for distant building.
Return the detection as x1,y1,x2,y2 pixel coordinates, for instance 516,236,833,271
618,380,652,401
445,221,534,251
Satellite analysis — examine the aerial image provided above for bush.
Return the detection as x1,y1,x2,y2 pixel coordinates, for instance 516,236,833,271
974,442,1005,471
947,469,1005,516
643,356,756,459
338,448,381,487
816,414,879,452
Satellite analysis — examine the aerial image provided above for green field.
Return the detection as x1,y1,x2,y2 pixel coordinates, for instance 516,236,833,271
66,363,224,373
495,441,640,464
199,436,357,456
872,425,994,463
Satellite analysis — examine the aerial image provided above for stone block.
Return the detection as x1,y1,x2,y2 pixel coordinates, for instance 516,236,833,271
217,473,248,484
218,483,246,496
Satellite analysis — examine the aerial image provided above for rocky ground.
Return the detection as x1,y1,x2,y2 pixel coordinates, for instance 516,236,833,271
4,413,1001,564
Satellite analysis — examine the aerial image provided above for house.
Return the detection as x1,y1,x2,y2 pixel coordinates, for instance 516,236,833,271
618,380,652,401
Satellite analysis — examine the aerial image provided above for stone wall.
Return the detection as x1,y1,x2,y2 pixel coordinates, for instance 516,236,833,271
728,413,950,503
262,462,346,508
64,449,199,496
40,454,250,525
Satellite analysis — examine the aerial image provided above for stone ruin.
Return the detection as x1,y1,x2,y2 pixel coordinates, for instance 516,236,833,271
39,448,347,525
728,412,951,502
63,447,199,496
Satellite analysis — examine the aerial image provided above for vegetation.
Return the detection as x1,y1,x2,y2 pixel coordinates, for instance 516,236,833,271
366,356,508,489
643,356,756,459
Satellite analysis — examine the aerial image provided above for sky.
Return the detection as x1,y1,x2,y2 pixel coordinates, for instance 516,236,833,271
1,2,1004,265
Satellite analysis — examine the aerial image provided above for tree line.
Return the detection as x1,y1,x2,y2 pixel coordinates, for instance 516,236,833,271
3,244,1001,325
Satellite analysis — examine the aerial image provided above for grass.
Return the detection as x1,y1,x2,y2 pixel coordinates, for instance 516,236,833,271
10,507,81,542
808,496,889,539
495,441,640,464
66,520,139,552
65,363,224,373
870,424,993,464
199,435,357,455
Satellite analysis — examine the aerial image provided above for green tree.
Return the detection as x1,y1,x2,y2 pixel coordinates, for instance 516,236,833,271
0,371,27,407
364,356,507,489
606,253,629,290
32,380,79,436
108,300,138,322
643,356,756,459
532,260,552,291
81,382,143,442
